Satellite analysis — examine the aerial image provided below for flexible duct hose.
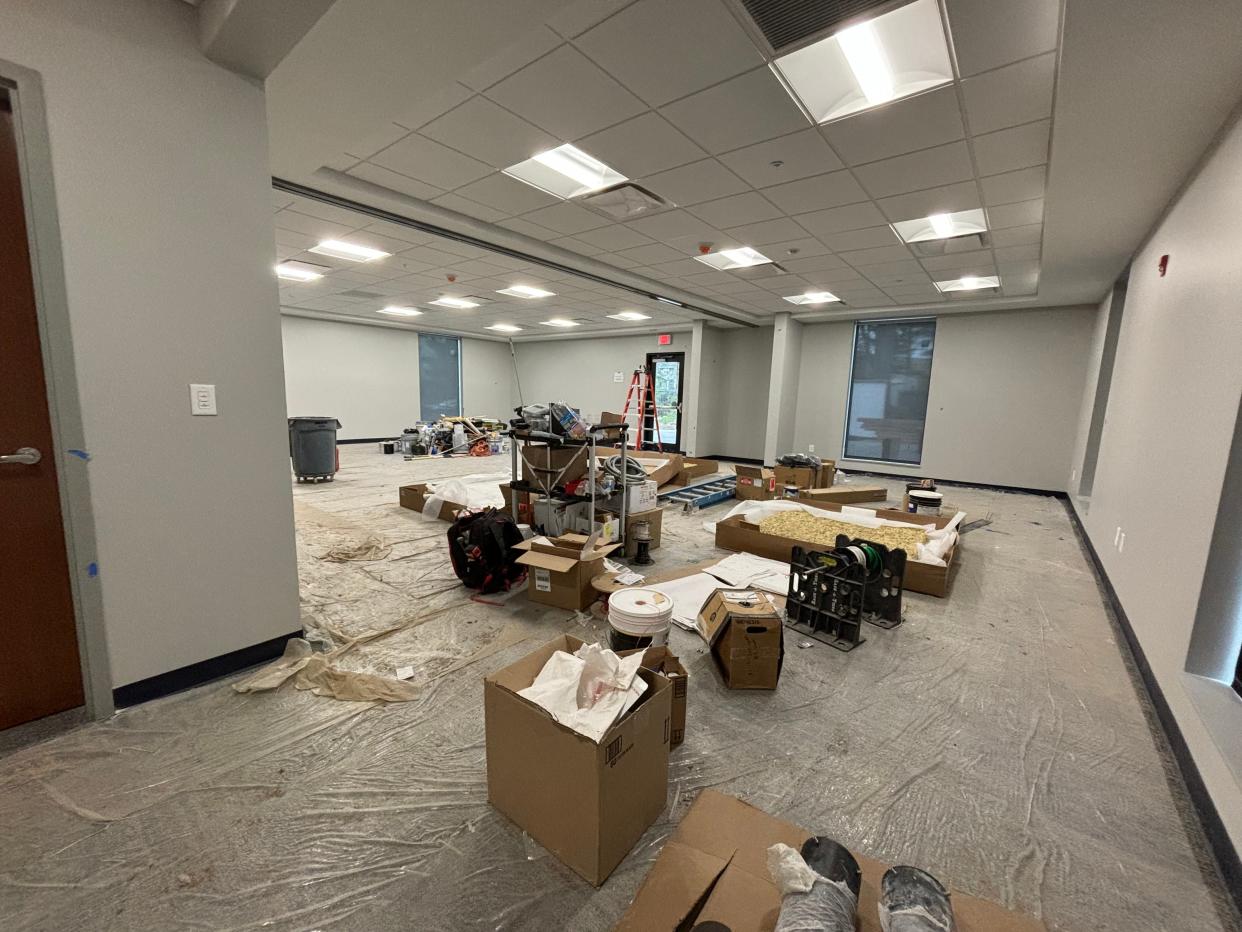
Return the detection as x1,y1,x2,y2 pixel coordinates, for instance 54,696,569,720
601,453,648,485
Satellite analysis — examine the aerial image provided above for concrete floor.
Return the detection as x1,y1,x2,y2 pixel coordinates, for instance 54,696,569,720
1,445,1238,931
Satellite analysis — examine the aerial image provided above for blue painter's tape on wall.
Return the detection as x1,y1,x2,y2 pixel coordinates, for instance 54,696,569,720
68,449,91,461
87,562,98,578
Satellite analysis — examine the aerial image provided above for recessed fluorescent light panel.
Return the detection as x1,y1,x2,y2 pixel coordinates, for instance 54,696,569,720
540,318,580,328
892,209,988,244
935,275,1000,293
693,246,773,270
783,291,840,306
429,296,480,309
308,239,391,262
496,285,555,299
503,144,626,199
487,323,523,333
378,306,422,317
771,0,953,124
275,261,326,282
607,311,652,321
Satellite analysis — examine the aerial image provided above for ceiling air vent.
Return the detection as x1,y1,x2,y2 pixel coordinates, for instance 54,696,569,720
738,0,908,52
581,183,671,220
910,233,991,258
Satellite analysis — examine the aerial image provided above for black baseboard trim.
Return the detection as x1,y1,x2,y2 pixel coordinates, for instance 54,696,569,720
1065,501,1242,919
843,467,1064,498
337,437,397,445
112,630,302,708
701,454,764,465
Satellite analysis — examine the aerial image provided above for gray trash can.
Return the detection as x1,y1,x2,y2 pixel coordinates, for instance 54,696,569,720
288,417,341,483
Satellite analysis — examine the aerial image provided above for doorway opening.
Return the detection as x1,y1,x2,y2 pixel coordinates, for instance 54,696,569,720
644,351,685,453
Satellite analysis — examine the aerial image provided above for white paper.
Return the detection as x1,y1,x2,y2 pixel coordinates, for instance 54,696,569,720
648,573,724,633
615,571,645,585
395,665,415,680
517,643,647,743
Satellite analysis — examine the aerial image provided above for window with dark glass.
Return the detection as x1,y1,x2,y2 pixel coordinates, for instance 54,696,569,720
843,319,936,465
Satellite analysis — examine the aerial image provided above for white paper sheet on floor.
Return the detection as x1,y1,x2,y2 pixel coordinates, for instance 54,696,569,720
705,552,791,595
421,471,510,518
516,642,647,743
647,572,724,633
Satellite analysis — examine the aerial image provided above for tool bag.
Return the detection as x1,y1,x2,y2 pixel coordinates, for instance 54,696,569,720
447,509,526,594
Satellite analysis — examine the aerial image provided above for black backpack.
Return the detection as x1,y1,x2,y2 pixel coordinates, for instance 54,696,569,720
447,509,526,594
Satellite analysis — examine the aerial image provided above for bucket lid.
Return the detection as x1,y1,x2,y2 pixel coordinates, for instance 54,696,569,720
609,588,672,618
909,489,943,503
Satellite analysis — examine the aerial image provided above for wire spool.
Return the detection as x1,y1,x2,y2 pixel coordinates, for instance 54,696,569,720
608,587,673,651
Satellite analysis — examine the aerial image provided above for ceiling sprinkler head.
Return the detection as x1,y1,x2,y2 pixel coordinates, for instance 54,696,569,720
446,273,457,282
770,159,784,168
698,243,712,254
787,247,800,255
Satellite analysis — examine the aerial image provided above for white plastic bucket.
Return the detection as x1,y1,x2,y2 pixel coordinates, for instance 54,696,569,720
908,489,943,516
608,587,673,649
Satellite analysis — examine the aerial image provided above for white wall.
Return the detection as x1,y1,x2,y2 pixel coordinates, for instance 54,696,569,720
0,0,300,686
1066,289,1115,498
1070,111,1242,853
704,327,772,461
792,307,1098,490
462,336,515,419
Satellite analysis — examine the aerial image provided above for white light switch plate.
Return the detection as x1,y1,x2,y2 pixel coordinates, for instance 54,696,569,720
190,383,217,416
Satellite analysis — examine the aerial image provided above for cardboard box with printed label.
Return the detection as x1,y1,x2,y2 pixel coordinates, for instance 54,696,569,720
616,789,1047,932
797,484,888,505
603,478,658,515
513,533,622,611
774,461,836,491
734,464,777,501
699,589,785,690
484,634,673,887
618,645,686,748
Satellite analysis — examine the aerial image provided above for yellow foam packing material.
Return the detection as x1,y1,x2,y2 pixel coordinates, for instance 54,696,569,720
757,511,928,553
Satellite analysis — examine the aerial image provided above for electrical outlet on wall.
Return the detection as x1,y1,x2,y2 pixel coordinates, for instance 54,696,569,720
1114,526,1122,548
1071,468,1077,482
808,444,815,453
190,383,217,416
1118,531,1126,553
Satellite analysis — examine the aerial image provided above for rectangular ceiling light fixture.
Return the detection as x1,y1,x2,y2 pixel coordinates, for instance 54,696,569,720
782,291,840,305
607,310,652,321
430,296,481,309
540,318,581,328
378,306,422,317
497,285,556,299
503,144,627,199
771,0,952,124
275,261,326,282
935,275,1000,293
487,323,523,333
693,246,773,270
892,209,988,244
309,239,391,262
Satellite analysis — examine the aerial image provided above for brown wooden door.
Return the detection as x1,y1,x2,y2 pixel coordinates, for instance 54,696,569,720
0,90,84,729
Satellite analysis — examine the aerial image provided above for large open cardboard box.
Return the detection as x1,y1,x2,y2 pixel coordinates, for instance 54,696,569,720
616,789,1045,931
398,483,463,521
484,635,672,887
714,503,960,598
774,461,835,490
513,533,622,610
735,464,777,501
618,645,686,747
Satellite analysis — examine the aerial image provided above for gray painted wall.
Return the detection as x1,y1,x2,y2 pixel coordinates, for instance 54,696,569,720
1070,110,1242,853
0,0,300,686
280,316,516,438
792,307,1098,490
706,327,772,461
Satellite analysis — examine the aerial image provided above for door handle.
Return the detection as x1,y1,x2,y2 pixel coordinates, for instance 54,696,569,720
0,447,41,466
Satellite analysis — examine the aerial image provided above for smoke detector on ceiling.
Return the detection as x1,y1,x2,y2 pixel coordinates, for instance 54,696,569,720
581,183,671,220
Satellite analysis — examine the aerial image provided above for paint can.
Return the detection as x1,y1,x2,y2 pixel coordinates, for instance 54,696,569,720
607,587,673,651
907,489,943,516
783,483,800,499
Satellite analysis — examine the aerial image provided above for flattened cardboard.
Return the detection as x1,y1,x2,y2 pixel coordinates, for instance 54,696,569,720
398,483,463,521
485,635,672,887
619,645,687,748
797,484,888,505
616,790,1047,932
628,449,684,487
698,590,784,690
734,464,777,501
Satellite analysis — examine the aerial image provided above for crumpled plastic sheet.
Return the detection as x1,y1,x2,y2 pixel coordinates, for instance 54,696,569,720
421,471,510,519
0,454,1237,932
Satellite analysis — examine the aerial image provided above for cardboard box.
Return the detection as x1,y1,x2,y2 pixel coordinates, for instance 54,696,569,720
699,589,784,689
619,645,686,748
484,635,673,887
498,483,532,522
603,478,658,515
676,458,718,486
513,533,622,610
714,504,960,598
734,464,777,501
797,484,888,505
773,462,835,490
627,449,684,487
567,503,621,543
398,483,464,521
521,443,590,485
600,507,663,559
616,790,1046,932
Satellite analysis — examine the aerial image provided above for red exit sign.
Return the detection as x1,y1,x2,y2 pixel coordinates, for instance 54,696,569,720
657,333,672,346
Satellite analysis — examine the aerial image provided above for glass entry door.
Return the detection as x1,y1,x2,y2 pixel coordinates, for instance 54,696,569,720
645,352,685,451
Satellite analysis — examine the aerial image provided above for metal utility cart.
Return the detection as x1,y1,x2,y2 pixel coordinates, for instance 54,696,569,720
506,421,632,549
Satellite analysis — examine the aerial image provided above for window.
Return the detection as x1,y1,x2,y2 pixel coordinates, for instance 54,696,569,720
843,319,936,464
418,334,461,421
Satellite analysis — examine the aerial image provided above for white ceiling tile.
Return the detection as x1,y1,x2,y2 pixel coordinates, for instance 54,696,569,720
883,282,945,299
572,223,654,251
271,209,356,240
795,201,890,238
369,134,493,190
274,228,316,249
549,235,608,256
660,230,741,254
989,222,1043,247
614,242,686,264
820,226,902,252
343,122,412,160
643,158,749,205
720,216,810,246
962,53,1056,135
646,257,708,278
689,191,783,228
484,45,645,140
461,26,564,91
983,198,1044,230
763,237,833,259
762,170,869,215
430,192,509,222
497,216,557,238
547,0,632,38
625,209,721,243
973,120,1050,176
981,165,1046,205
859,261,930,286
576,0,764,106
877,181,980,222
420,97,558,169
659,68,809,154
283,195,369,226
362,220,435,244
717,128,845,188
577,112,706,178
854,141,974,198
345,162,446,201
822,86,965,166
454,172,560,214
839,244,915,267
602,252,642,268
947,0,1060,76
994,242,1042,262
781,254,852,274
926,258,998,279
522,201,612,234
390,82,474,131
920,249,992,271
